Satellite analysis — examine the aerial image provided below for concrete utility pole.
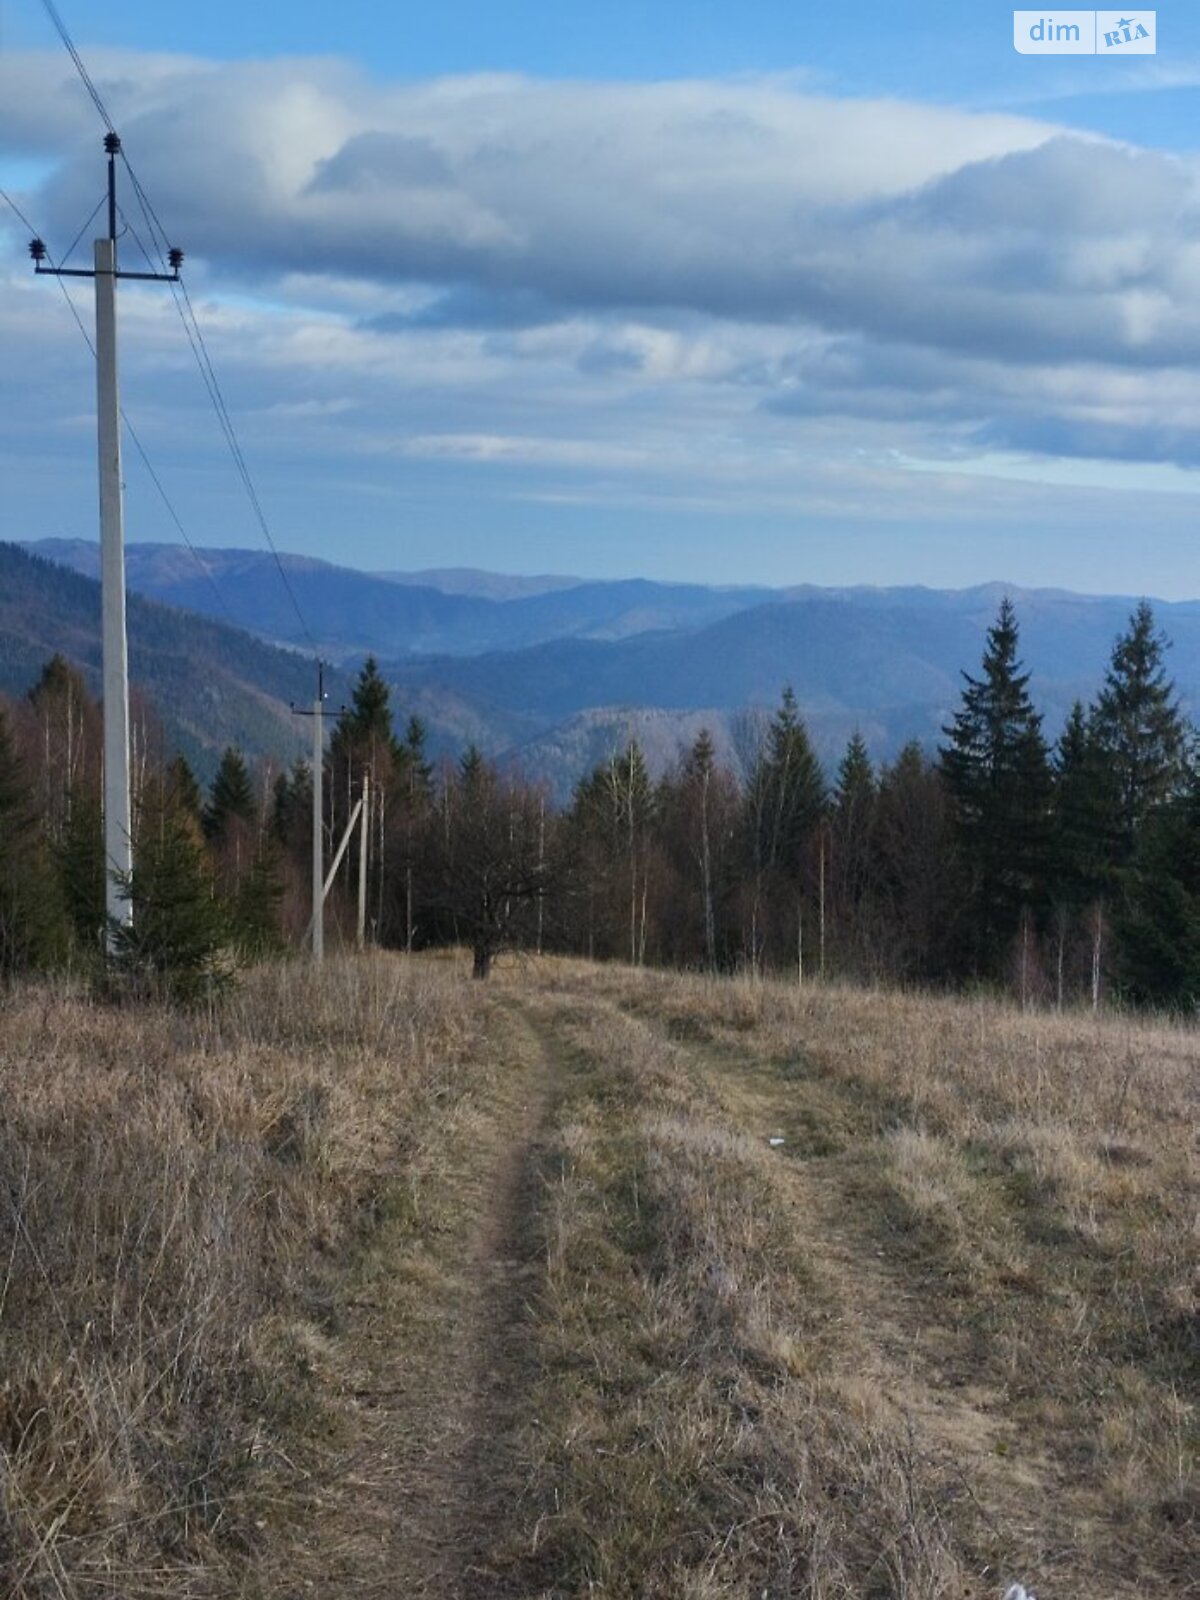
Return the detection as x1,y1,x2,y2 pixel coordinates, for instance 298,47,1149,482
292,663,346,962
31,134,183,951
357,769,370,949
312,666,325,963
94,223,131,940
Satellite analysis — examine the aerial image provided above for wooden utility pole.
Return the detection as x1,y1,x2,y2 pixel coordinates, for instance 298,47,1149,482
30,134,182,951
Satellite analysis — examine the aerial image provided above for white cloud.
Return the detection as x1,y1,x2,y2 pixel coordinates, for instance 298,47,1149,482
5,47,1200,584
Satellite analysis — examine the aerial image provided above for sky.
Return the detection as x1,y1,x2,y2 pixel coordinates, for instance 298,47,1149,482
1,1,1199,595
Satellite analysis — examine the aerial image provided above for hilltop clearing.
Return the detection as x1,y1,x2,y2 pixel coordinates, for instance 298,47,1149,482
1,957,1194,1596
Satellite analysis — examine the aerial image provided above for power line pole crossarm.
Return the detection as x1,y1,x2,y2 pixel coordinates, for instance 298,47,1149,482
29,133,183,953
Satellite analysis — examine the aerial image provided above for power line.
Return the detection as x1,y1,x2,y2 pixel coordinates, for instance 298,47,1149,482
39,0,116,133
0,185,39,237
1,185,240,630
118,206,321,655
34,0,322,660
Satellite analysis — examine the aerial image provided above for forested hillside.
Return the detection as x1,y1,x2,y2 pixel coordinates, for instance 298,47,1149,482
0,542,342,776
1,585,1196,1007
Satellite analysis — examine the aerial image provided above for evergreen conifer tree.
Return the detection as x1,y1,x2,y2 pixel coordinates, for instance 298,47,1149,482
203,747,256,843
166,754,204,822
1049,701,1116,911
749,686,826,880
59,788,106,954
329,659,410,940
941,598,1052,975
403,714,434,794
1090,601,1188,863
271,759,312,848
831,731,877,961
116,774,227,1000
1114,767,1200,1009
330,657,404,792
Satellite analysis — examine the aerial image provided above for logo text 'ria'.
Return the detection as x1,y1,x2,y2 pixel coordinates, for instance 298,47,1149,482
1013,11,1156,53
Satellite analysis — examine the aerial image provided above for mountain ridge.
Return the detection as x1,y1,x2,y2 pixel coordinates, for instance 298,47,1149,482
10,539,1199,799
0,542,345,779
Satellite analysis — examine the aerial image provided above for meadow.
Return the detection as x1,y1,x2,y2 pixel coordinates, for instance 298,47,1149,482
1,956,1194,1597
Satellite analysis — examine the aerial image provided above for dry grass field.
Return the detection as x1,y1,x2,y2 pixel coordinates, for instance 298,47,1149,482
1,955,1195,1597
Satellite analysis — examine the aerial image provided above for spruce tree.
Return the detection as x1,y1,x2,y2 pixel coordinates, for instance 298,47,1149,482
394,718,434,952
1114,769,1200,1010
1049,701,1115,911
330,657,403,789
271,759,312,848
941,598,1052,975
330,660,408,939
115,775,227,1000
1090,601,1188,863
749,686,827,880
835,732,874,812
831,731,877,956
403,715,434,795
59,788,106,954
166,755,204,822
203,747,256,844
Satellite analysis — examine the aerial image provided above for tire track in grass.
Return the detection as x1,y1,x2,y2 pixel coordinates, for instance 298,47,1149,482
300,993,559,1598
630,1002,1153,1600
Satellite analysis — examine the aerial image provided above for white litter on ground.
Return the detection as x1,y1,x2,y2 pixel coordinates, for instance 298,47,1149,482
1004,1584,1037,1600
768,1136,786,1147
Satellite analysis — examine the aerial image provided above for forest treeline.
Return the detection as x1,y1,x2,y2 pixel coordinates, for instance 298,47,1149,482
0,597,1196,1008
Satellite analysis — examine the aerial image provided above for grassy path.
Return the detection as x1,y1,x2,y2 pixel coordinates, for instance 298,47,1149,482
295,998,559,1598
7,957,1189,1597
285,959,1195,1598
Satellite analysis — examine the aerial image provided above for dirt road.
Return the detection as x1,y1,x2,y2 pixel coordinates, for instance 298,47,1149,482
299,965,1193,1598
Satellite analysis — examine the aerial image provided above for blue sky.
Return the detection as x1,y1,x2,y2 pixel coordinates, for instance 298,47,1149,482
2,1,1200,594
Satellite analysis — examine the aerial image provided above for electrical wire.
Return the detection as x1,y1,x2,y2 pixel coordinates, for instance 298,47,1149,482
118,206,321,656
35,0,322,661
0,184,38,237
39,0,117,133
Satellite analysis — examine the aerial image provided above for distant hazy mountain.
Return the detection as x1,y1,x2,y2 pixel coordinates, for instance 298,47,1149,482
374,567,583,601
0,542,341,778
383,590,1200,795
23,541,768,659
12,539,1199,799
